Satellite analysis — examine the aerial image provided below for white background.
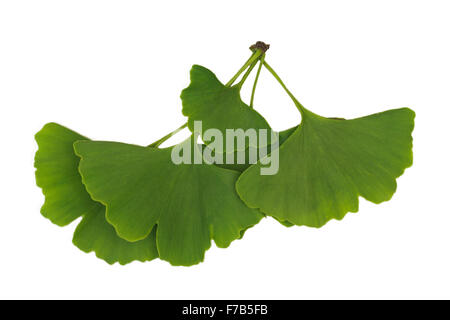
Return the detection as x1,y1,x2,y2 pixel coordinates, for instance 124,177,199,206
1,0,449,299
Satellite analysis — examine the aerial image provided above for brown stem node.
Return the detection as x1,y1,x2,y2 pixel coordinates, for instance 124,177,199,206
250,41,270,53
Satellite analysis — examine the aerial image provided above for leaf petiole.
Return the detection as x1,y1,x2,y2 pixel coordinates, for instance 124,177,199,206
249,54,265,108
236,57,260,88
263,61,306,113
225,49,263,87
148,122,188,148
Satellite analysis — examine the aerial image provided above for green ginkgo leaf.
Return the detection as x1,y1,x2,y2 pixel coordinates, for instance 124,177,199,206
181,65,272,148
35,123,158,265
236,106,415,228
74,136,263,266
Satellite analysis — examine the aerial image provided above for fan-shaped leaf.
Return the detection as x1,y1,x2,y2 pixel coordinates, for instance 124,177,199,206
181,65,272,148
35,123,158,265
236,107,415,227
74,136,263,266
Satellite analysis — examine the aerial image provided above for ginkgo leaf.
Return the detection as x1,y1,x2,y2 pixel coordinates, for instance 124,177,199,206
35,123,158,265
180,65,272,148
236,107,415,227
74,136,263,266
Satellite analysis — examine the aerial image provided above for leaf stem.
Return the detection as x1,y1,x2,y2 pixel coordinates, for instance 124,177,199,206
148,122,188,148
236,58,259,88
249,54,265,108
225,49,263,87
263,60,305,112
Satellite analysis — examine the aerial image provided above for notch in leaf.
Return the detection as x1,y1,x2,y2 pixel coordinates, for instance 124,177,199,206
35,123,158,265
236,61,415,228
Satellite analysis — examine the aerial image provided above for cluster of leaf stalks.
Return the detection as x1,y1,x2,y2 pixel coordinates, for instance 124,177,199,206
35,42,415,266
